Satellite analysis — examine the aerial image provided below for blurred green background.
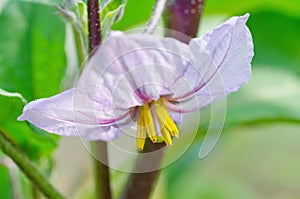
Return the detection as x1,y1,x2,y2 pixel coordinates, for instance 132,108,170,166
0,0,300,199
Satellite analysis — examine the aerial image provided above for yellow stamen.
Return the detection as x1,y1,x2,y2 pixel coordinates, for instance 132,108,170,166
142,104,158,143
136,98,179,151
136,114,146,151
153,99,179,139
136,104,157,151
161,128,172,146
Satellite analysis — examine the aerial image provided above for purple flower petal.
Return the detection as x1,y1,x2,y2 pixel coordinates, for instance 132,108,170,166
18,88,131,140
169,14,254,112
77,32,196,110
18,14,253,143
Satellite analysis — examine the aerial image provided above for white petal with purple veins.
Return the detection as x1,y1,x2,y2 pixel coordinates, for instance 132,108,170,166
18,88,130,140
169,14,254,112
77,32,197,109
18,14,253,145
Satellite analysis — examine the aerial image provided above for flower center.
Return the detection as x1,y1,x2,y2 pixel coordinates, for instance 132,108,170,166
136,98,179,151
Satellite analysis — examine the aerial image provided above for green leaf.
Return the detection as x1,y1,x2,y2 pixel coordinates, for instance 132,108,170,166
77,1,88,35
205,0,300,18
0,94,58,161
0,1,66,160
99,0,126,38
112,0,156,30
102,5,125,38
100,0,126,20
248,11,300,75
0,1,66,100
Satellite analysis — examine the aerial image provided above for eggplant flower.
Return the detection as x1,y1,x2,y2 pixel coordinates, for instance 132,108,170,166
18,14,253,151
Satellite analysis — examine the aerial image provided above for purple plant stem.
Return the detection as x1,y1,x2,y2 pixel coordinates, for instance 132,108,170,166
165,0,205,42
93,141,112,199
88,0,101,51
87,1,111,199
121,140,166,199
